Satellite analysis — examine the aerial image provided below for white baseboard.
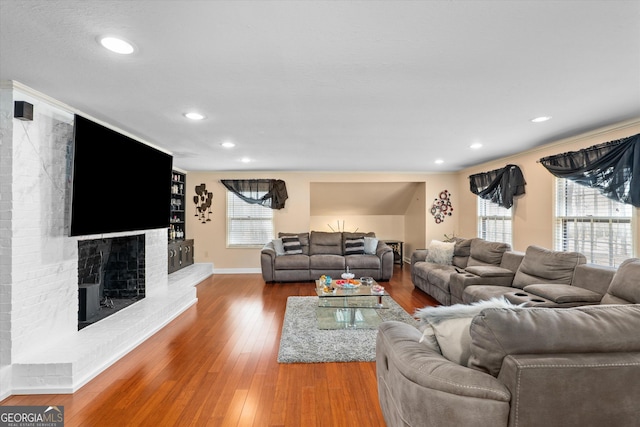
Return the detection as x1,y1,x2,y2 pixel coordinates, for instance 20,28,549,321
213,268,261,274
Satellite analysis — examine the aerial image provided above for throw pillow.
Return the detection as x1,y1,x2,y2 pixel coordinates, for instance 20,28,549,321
282,236,303,255
364,237,378,255
425,240,455,265
414,297,520,365
272,238,285,256
345,238,365,255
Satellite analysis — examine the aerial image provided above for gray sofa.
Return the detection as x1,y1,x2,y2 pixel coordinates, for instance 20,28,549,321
377,258,640,427
411,238,515,305
412,241,620,308
260,231,394,282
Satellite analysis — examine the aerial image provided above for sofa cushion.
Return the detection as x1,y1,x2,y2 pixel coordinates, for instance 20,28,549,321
467,239,510,267
364,237,378,255
427,267,456,293
274,254,310,270
342,232,375,254
452,238,473,268
272,238,285,256
523,284,603,304
425,240,455,265
309,254,345,270
415,297,518,365
601,258,640,304
468,305,640,377
309,231,342,255
279,232,310,255
344,237,365,255
345,254,380,269
572,263,616,295
282,235,303,254
465,265,515,278
463,285,515,304
512,245,586,289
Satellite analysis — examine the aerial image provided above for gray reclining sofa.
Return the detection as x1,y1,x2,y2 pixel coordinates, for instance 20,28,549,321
261,231,394,282
377,258,640,426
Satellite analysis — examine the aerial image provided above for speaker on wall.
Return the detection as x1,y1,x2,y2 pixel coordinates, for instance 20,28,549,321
14,101,33,121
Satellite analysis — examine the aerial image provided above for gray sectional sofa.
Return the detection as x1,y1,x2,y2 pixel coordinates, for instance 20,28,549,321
377,258,640,427
411,238,515,305
260,231,394,282
411,240,621,307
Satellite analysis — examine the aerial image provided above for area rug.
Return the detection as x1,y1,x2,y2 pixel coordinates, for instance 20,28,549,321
277,296,418,363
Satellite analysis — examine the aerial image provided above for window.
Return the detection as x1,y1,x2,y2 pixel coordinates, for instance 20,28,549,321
555,178,632,267
226,190,274,247
477,197,513,246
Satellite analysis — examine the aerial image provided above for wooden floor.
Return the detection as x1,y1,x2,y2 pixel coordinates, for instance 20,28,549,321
1,264,437,426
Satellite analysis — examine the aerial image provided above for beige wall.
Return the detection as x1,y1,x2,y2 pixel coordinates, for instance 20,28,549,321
456,119,640,254
186,119,639,270
185,172,458,271
309,215,405,238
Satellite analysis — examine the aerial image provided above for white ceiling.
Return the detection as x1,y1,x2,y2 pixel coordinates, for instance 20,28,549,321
1,0,639,173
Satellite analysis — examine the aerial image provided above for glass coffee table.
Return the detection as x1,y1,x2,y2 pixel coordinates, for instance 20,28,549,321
315,279,389,330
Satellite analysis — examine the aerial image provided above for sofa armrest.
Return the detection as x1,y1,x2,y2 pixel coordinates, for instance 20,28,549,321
498,353,640,427
523,284,602,304
377,321,510,427
375,240,393,257
260,242,276,282
411,249,428,266
377,321,511,400
376,241,394,281
449,270,515,302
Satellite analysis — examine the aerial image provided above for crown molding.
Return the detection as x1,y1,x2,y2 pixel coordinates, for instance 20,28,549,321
2,80,173,156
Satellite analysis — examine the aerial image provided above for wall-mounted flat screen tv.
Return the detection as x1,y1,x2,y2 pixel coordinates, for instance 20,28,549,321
69,114,173,236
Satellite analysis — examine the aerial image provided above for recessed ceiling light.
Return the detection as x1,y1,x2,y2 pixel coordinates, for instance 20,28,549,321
470,143,483,149
221,141,235,148
434,159,444,164
99,36,135,54
531,116,552,123
240,157,251,163
184,112,205,120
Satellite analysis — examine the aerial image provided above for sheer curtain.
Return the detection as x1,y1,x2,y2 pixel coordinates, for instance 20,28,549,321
539,133,639,207
469,164,526,209
220,179,289,209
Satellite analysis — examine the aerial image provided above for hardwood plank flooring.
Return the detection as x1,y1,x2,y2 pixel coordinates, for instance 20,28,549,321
1,264,437,426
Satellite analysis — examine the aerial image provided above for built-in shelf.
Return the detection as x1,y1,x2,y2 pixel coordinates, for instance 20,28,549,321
169,171,186,241
169,170,194,274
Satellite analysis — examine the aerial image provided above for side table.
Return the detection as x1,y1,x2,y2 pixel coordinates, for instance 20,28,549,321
383,240,403,265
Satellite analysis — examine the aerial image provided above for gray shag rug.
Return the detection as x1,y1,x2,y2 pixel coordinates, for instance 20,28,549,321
277,296,418,363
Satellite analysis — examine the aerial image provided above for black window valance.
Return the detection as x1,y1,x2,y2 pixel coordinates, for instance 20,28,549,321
220,179,288,209
469,164,526,209
539,133,640,207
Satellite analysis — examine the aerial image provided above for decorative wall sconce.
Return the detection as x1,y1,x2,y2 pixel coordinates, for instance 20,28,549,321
194,183,213,223
431,190,453,224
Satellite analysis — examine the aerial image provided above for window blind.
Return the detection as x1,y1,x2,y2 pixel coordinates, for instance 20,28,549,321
477,197,513,246
555,178,632,267
227,191,274,247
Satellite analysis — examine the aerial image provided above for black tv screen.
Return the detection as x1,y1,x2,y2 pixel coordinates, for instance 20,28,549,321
69,115,173,236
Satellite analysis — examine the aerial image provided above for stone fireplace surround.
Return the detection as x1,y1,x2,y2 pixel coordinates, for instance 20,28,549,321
0,83,213,398
77,235,146,328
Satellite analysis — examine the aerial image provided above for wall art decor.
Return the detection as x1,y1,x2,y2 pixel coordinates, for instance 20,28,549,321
194,183,213,223
431,190,453,224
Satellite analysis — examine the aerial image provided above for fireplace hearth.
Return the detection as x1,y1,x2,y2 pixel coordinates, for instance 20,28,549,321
77,235,145,329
